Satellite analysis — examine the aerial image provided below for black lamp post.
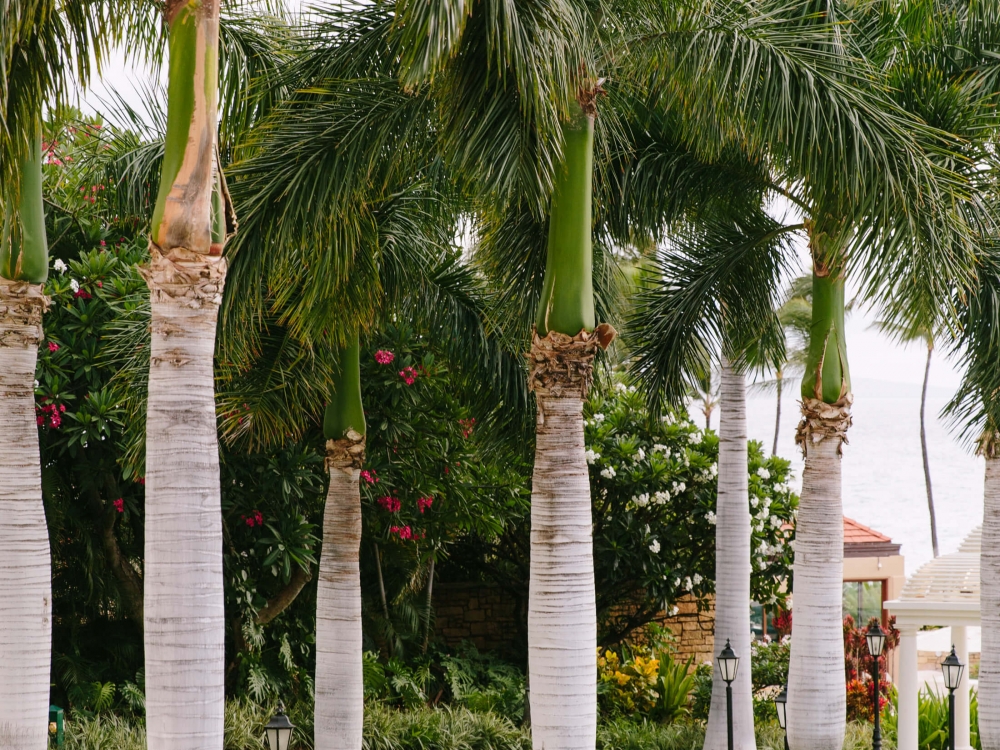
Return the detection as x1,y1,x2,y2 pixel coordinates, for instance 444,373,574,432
866,621,887,750
264,702,296,750
717,639,740,750
941,646,965,750
773,684,789,750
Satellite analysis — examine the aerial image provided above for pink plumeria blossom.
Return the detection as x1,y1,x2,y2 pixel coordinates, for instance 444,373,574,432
399,366,419,385
374,350,395,365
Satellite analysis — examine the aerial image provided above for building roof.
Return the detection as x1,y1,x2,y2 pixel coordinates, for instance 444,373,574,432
897,525,981,604
844,516,902,558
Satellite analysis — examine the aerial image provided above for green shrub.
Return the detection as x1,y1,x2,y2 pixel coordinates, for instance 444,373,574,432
596,720,705,750
882,687,980,750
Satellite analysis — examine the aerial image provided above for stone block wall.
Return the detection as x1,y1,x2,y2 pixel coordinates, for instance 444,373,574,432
433,582,520,653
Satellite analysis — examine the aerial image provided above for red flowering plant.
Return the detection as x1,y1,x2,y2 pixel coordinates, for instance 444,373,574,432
843,614,900,721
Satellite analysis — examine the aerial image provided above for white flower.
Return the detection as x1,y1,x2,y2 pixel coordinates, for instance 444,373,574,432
705,511,717,525
683,576,693,590
672,481,686,493
688,432,700,444
757,467,771,480
709,463,718,477
628,385,636,393
649,539,661,554
781,635,792,645
653,443,670,456
692,574,703,585
773,482,788,493
635,447,646,462
585,449,601,464
69,278,80,292
661,413,675,425
600,465,616,479
633,493,650,507
670,606,680,617
788,539,796,549
758,560,768,570
644,525,651,535
673,577,681,588
53,259,67,274
653,490,670,505
33,380,39,388
770,515,782,528
750,497,759,508
614,382,628,393
593,413,605,424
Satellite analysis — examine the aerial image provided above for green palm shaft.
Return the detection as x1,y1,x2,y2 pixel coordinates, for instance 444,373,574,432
324,332,366,440
0,125,47,283
801,267,850,403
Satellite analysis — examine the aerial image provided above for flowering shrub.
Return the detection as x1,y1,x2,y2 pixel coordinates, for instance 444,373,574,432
597,637,697,722
844,615,899,721
585,381,797,642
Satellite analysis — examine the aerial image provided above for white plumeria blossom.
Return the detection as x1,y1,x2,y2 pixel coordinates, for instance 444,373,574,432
758,560,768,570
670,606,680,617
614,382,628,393
633,493,650,508
69,278,80,292
750,496,759,508
683,576,693,591
705,511,717,525
653,490,670,505
687,431,700,444
661,413,674,425
584,449,601,464
634,447,646,462
652,443,670,456
644,524,650,535
692,573,703,585
757,467,771,480
592,413,605,424
671,481,686,493
770,515,782,528
600,465,616,479
53,259,68,274
709,463,718,477
673,577,681,588
649,539,661,554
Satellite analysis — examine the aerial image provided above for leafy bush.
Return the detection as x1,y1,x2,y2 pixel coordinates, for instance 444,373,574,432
596,720,705,750
844,615,899,722
597,642,695,722
883,687,981,750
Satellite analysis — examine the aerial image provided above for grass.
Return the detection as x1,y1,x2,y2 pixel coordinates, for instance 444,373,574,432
57,706,889,750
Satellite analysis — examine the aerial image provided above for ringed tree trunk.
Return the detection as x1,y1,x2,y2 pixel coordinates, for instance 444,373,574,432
979,433,1000,747
772,369,782,456
527,95,615,750
704,360,756,750
141,1,230,748
315,332,366,750
786,249,850,750
0,126,52,750
919,339,939,557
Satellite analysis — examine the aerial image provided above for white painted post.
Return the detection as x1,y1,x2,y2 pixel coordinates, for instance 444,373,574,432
954,626,973,750
897,624,919,750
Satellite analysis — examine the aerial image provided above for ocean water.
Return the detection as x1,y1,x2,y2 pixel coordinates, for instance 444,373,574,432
743,377,984,576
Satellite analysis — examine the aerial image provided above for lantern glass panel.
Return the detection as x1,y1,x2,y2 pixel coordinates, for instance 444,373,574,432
941,648,965,691
774,689,787,729
866,625,886,658
717,640,739,683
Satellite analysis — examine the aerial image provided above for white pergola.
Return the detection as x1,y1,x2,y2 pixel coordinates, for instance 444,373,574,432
885,526,981,750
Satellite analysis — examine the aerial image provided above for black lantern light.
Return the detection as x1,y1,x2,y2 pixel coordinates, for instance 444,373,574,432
773,684,789,750
942,646,965,750
265,703,296,750
717,639,740,750
865,622,887,750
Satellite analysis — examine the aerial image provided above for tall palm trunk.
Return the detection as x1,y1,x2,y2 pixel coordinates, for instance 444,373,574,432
142,1,228,747
0,127,51,750
315,332,366,750
527,96,614,750
920,340,939,557
704,360,755,750
772,370,782,456
786,254,850,750
980,442,1000,747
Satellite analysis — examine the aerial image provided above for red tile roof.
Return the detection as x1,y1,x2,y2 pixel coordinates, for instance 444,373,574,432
844,516,893,544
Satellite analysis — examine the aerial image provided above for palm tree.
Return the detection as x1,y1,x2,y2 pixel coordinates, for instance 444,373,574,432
769,277,811,456
873,318,940,557
0,1,149,744
141,0,232,746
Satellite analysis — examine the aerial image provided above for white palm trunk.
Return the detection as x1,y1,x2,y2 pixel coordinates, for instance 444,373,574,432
704,361,755,750
143,256,227,750
0,281,50,750
979,452,1000,747
786,398,850,750
314,435,365,750
528,392,596,750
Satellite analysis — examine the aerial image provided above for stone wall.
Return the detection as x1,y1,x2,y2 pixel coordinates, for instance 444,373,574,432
433,583,716,664
433,582,520,653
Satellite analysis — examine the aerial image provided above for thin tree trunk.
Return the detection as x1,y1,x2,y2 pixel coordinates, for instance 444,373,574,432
979,449,1000,747
920,342,939,557
704,361,756,750
142,0,226,746
374,544,390,620
772,370,782,456
423,555,436,653
255,565,312,625
314,433,365,750
0,281,51,750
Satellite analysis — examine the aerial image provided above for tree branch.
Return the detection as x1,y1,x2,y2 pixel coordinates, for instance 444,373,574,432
255,565,312,625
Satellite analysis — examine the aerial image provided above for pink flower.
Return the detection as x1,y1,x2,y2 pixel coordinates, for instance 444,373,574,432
378,496,401,513
390,525,414,540
99,240,106,247
374,350,395,365
47,341,59,352
459,417,476,438
417,496,434,514
136,477,145,485
241,510,264,528
399,366,419,385
113,498,124,513
74,289,92,300
360,469,379,484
